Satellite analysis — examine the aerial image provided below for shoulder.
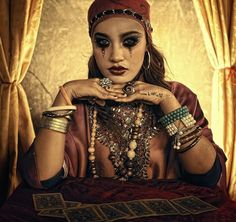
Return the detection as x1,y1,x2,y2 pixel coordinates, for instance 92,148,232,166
169,81,197,99
168,81,198,108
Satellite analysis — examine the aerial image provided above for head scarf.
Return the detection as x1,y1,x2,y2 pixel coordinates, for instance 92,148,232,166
88,0,152,39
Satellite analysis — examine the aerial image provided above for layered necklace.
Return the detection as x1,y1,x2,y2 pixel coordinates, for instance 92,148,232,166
88,102,161,181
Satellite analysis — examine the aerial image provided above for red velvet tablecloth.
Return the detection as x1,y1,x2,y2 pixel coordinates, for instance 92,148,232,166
0,177,236,222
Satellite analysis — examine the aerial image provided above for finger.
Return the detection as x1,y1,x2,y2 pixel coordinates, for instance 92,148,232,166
106,88,127,97
114,93,140,103
94,87,118,100
109,83,126,90
133,80,144,86
95,79,126,97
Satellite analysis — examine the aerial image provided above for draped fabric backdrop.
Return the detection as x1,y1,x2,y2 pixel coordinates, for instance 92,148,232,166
193,0,236,200
0,0,44,204
0,0,235,205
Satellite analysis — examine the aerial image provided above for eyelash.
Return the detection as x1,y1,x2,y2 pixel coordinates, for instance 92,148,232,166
95,36,140,49
123,37,140,48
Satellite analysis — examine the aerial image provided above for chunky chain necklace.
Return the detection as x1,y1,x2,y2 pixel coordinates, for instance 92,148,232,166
88,102,161,181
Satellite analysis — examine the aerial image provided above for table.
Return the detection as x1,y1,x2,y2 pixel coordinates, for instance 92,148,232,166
0,177,236,221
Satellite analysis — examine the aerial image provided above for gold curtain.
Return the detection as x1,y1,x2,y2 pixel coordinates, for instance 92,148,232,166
0,0,44,203
193,0,236,200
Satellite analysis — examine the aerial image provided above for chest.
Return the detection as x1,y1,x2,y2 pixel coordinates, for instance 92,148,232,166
88,103,170,179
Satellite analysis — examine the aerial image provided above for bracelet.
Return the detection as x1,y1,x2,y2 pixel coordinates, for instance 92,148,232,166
59,86,72,105
158,106,189,127
42,106,76,122
40,116,70,133
175,136,201,153
172,125,200,150
42,110,74,120
165,114,196,137
42,113,72,121
47,105,76,112
179,127,202,144
181,114,196,127
172,125,201,151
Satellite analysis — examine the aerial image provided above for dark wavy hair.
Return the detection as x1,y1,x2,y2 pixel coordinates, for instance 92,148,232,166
88,35,171,91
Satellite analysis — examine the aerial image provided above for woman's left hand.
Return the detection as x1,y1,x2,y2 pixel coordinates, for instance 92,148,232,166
107,81,181,114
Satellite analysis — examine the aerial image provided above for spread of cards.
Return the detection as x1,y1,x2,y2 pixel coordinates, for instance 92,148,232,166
33,193,217,222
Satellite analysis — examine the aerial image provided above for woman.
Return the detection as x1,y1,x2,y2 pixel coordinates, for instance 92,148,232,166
20,0,226,190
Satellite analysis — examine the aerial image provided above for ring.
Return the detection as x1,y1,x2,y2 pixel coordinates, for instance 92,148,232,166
99,78,113,89
123,82,135,95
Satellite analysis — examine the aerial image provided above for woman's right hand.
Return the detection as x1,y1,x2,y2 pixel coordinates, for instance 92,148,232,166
62,78,121,102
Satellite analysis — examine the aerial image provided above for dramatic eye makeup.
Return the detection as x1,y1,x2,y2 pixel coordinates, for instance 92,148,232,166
94,33,110,48
121,31,142,49
94,31,142,49
123,35,140,48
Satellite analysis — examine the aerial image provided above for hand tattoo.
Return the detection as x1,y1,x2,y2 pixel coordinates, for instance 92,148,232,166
140,91,164,98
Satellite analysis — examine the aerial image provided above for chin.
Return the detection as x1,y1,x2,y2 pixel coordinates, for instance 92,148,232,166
109,76,135,84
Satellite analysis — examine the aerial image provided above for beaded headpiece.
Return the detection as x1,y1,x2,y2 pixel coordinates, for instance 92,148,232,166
88,0,153,38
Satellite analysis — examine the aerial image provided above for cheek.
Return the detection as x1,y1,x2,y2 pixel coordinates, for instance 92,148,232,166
130,48,145,67
93,48,104,68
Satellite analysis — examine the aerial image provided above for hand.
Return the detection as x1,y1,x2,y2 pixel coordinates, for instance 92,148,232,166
108,81,181,114
62,78,125,103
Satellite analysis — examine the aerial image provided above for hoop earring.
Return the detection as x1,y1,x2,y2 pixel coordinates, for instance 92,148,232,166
143,51,150,70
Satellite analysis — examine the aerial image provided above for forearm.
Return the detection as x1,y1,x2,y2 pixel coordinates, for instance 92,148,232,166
34,91,69,180
160,94,217,174
34,129,66,180
177,135,217,174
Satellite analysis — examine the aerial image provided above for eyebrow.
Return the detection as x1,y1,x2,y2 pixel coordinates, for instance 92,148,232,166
94,31,142,39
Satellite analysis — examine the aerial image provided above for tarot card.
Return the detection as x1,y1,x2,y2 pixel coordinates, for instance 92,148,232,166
141,199,179,216
97,203,128,221
64,206,104,222
125,200,155,218
108,202,135,218
65,201,82,208
38,208,65,218
33,193,66,211
170,196,217,214
169,202,191,215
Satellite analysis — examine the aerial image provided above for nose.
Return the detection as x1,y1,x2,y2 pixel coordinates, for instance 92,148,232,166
109,44,124,63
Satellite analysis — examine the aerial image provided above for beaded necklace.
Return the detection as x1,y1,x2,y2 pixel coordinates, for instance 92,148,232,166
88,102,161,181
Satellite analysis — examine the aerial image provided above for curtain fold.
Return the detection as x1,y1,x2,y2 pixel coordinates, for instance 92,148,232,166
0,0,44,203
193,0,236,200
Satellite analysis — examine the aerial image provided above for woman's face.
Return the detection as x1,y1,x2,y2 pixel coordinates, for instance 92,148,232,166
92,17,147,84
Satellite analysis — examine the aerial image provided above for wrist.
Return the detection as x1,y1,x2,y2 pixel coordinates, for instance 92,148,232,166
52,85,73,106
62,84,73,102
160,94,181,114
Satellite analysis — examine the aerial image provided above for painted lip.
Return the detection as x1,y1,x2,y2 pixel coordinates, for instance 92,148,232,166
108,66,128,75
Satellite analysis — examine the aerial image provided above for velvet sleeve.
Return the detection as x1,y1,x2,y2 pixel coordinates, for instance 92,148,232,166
171,81,227,190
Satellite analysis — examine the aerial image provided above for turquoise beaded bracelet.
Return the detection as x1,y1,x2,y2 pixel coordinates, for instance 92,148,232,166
158,106,189,127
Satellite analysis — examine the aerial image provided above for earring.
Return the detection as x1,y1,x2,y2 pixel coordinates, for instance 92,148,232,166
143,50,150,70
102,48,105,57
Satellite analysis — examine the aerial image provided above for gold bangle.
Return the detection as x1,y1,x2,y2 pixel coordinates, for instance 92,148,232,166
41,124,68,134
40,116,69,133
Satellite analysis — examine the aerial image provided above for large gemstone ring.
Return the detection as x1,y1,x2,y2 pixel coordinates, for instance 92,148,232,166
99,78,113,89
123,82,136,95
